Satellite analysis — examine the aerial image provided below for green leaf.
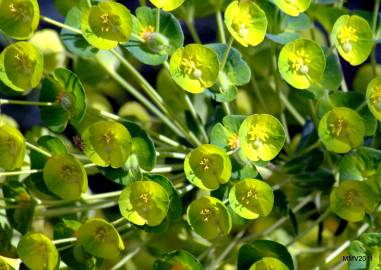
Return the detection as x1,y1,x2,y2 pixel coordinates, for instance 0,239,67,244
291,169,335,190
153,250,203,270
266,32,300,45
273,0,311,17
281,13,312,31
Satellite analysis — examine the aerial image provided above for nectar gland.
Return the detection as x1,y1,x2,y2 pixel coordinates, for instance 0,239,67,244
338,26,358,53
290,49,311,75
329,118,346,137
248,124,270,149
228,133,239,150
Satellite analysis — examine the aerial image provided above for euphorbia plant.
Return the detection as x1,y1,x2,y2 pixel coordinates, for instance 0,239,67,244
0,0,381,269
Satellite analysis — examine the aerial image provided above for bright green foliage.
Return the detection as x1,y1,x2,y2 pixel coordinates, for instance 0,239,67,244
249,257,289,270
169,44,220,93
17,232,59,270
82,121,132,168
330,180,378,222
366,76,381,121
229,178,274,220
224,1,267,47
0,124,25,170
77,218,124,259
187,196,232,240
150,0,185,11
43,153,87,200
184,144,232,190
278,38,326,90
0,0,40,39
81,1,132,50
153,250,203,270
239,114,286,161
273,0,311,17
119,180,170,226
318,107,365,153
0,41,43,91
331,15,373,66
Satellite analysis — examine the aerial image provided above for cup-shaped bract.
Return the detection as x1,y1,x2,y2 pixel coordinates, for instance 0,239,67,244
0,258,10,270
331,15,373,66
273,0,311,17
118,180,170,227
184,144,232,190
249,257,289,270
169,44,219,93
187,196,232,240
239,114,286,162
17,232,59,270
153,250,203,270
366,77,381,121
0,41,43,92
150,0,185,11
78,218,124,259
224,1,267,47
82,121,132,168
81,1,132,50
318,107,365,154
278,39,325,90
330,180,378,222
0,0,40,39
0,125,26,170
229,179,274,220
43,153,87,200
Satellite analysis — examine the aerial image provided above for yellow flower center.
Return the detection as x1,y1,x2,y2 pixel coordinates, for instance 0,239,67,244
338,26,358,53
241,188,257,205
95,227,106,240
60,165,76,180
139,192,151,204
329,118,346,137
344,190,357,206
200,157,210,171
232,10,252,38
14,52,34,75
289,49,311,74
200,207,214,222
100,13,111,32
9,3,31,21
370,86,381,111
139,25,155,41
228,133,239,150
248,124,270,148
180,55,203,80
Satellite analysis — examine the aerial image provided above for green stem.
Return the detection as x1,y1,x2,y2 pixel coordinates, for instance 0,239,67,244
184,95,209,143
215,10,226,43
279,92,306,126
185,20,202,44
0,169,42,177
156,151,186,159
371,0,380,77
0,99,55,107
143,164,184,174
156,8,161,32
26,142,52,158
221,36,234,70
251,72,266,111
52,237,77,245
40,16,82,34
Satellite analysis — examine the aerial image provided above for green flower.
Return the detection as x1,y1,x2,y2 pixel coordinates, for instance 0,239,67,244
0,41,43,92
17,232,59,270
153,250,203,270
77,218,124,259
224,1,267,47
318,107,365,154
331,15,373,66
330,180,377,222
229,178,274,220
366,76,381,121
187,196,232,240
0,124,26,170
169,44,219,93
0,0,40,39
249,257,289,270
150,0,185,11
82,121,132,168
119,180,170,227
81,1,132,50
239,114,286,161
273,0,311,17
43,153,87,200
184,144,232,190
278,38,326,90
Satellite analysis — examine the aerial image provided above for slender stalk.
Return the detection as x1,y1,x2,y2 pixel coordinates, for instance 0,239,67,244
156,8,161,32
221,37,234,70
52,237,77,245
216,10,226,43
371,0,380,77
26,142,52,158
279,92,306,126
0,169,42,177
0,99,55,107
184,95,209,143
185,20,202,43
144,164,184,174
110,239,150,270
40,16,82,34
222,102,232,115
156,151,186,159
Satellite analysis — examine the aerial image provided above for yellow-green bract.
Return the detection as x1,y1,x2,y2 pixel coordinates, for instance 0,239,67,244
273,0,311,17
224,1,267,47
0,41,43,92
186,196,232,240
169,44,220,93
153,250,203,270
0,124,26,170
150,0,185,11
331,15,373,66
77,218,124,259
0,0,40,39
229,179,274,220
239,114,286,161
43,153,88,200
330,180,377,222
82,121,132,168
184,144,232,190
118,180,170,226
81,1,132,50
17,232,59,270
278,39,326,90
366,76,381,121
249,257,289,270
318,107,365,154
